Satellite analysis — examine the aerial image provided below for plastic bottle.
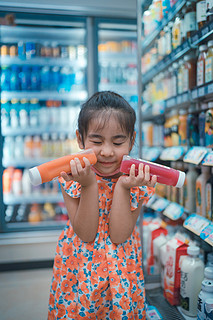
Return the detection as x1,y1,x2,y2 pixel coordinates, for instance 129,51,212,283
206,254,213,268
29,149,97,186
120,155,185,188
178,109,188,145
1,66,11,91
31,66,41,91
197,278,213,320
10,98,19,128
12,169,23,195
20,66,31,91
187,105,199,147
10,65,20,91
196,166,211,216
185,1,197,38
205,167,213,221
205,104,213,148
197,45,208,86
183,52,196,92
1,99,11,129
180,246,204,317
172,15,181,49
199,103,208,146
196,0,207,29
205,40,213,83
19,98,29,128
206,0,213,21
185,165,199,213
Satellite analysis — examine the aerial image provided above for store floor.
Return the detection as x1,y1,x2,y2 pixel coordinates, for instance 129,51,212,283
0,268,53,320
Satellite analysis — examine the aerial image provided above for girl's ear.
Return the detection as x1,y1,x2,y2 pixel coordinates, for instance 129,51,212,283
76,130,84,149
129,131,136,152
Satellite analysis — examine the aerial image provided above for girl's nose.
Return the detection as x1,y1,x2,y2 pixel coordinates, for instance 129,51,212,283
100,144,114,157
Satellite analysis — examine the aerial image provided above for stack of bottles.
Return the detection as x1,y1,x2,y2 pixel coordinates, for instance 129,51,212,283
142,216,213,318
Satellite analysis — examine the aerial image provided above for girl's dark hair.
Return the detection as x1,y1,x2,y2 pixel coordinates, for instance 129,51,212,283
78,91,136,145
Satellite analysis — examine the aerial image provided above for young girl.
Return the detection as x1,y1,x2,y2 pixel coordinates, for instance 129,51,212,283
48,91,156,320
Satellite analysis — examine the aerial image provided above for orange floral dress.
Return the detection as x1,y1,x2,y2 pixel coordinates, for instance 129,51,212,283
48,175,155,320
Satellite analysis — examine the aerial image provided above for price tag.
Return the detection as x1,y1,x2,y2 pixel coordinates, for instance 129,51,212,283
142,147,162,161
183,214,210,236
191,89,198,100
151,198,170,212
207,82,213,94
160,146,186,161
163,203,185,220
183,147,209,164
200,224,213,247
201,152,213,166
198,86,206,97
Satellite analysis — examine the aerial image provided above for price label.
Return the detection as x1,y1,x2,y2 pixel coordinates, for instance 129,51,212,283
202,152,213,166
163,203,185,220
151,198,170,212
183,147,209,164
191,89,198,100
207,82,213,94
160,146,186,161
198,86,206,97
142,147,162,161
183,214,210,235
200,224,213,246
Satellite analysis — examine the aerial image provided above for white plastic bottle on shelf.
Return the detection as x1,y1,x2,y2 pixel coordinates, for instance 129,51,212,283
197,278,213,320
207,253,213,268
22,168,32,195
185,164,199,213
180,246,204,317
196,166,211,216
19,98,29,128
205,167,213,221
12,169,23,195
14,136,24,159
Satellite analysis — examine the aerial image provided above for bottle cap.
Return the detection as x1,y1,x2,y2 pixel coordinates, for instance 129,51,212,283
28,167,42,186
201,279,213,292
175,170,186,188
205,267,213,280
207,252,213,263
187,245,200,256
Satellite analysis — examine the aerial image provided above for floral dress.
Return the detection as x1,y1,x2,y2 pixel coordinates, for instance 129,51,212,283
48,175,155,320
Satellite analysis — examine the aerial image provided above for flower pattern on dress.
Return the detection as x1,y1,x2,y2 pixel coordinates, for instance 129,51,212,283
48,175,155,320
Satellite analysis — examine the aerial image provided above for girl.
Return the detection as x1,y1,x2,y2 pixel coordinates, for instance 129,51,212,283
48,91,156,320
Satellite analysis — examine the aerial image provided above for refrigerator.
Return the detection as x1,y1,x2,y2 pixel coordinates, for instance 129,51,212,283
0,14,138,233
0,20,88,232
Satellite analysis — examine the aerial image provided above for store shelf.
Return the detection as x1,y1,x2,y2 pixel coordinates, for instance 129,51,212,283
3,193,63,205
1,90,88,101
1,56,87,68
2,126,73,137
99,52,136,64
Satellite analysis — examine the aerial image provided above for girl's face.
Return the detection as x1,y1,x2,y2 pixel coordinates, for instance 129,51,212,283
77,114,135,177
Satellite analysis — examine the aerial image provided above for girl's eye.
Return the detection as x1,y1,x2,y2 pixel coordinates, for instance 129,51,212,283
113,142,123,146
92,141,102,145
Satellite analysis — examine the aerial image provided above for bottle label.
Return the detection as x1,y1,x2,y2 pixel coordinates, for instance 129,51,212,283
180,271,190,311
205,57,213,83
196,1,207,23
196,180,202,215
185,12,196,32
206,182,212,220
197,60,205,86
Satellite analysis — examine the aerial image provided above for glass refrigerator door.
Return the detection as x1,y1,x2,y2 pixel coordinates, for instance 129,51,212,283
97,19,138,155
0,23,88,232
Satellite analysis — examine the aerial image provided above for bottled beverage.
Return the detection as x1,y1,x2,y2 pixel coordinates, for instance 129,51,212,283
10,98,19,128
31,66,41,91
19,98,29,128
185,1,197,38
196,0,207,28
10,65,20,91
172,15,181,49
120,155,185,188
183,52,196,92
197,45,208,86
20,66,31,91
199,103,208,146
196,166,211,216
1,66,11,91
1,99,11,129
205,104,213,147
206,254,213,268
205,40,213,83
12,169,23,195
22,168,32,195
178,109,187,145
180,246,204,317
197,279,213,320
14,136,24,159
29,149,97,185
3,167,14,194
185,165,199,213
205,167,213,221
41,66,50,90
206,0,213,21
187,105,199,147
29,98,40,127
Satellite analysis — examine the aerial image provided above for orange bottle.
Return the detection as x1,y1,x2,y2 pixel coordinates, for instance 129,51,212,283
29,149,97,186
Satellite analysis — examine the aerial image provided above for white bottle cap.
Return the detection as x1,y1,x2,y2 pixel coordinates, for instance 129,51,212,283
175,170,186,188
28,167,42,186
187,245,200,256
205,267,213,280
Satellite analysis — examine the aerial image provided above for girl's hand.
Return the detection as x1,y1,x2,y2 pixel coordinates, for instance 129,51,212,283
118,163,157,190
60,157,97,187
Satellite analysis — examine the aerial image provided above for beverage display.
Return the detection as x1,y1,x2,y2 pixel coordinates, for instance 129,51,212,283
120,155,185,188
29,149,97,186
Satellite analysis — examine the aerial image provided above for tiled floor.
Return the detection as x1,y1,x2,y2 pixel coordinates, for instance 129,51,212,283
0,268,53,320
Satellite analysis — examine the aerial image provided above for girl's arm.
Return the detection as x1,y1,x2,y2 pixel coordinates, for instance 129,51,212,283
109,164,156,244
60,157,99,243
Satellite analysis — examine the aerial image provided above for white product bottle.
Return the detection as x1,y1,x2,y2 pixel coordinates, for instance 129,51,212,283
196,166,211,216
207,253,213,268
180,246,205,317
204,267,213,280
197,279,213,320
185,164,199,213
